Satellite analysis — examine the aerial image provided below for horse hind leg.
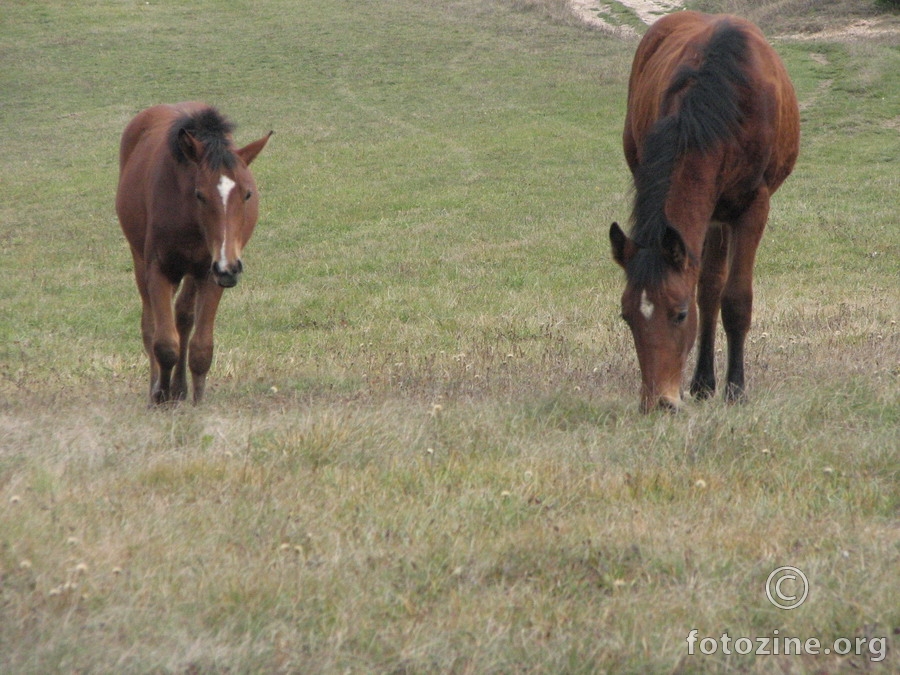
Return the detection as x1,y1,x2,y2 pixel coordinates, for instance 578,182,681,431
691,223,729,400
172,277,198,401
721,190,770,403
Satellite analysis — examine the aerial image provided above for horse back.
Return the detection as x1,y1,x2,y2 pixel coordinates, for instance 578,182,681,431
116,103,209,255
624,11,799,196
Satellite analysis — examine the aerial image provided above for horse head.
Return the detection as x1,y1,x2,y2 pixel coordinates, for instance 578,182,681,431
610,222,699,413
177,128,272,288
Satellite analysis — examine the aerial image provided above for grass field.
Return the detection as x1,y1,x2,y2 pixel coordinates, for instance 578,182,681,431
1,0,898,672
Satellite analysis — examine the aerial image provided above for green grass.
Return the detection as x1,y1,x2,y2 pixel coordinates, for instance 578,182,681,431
1,0,898,672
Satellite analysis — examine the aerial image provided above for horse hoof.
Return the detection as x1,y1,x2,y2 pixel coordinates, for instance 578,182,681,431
690,382,716,400
725,385,748,405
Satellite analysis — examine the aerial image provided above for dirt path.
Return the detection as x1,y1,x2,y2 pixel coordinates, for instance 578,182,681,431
776,18,900,42
570,1,900,43
569,0,683,37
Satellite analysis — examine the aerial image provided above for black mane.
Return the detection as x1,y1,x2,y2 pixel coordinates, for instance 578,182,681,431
627,21,750,286
168,107,237,170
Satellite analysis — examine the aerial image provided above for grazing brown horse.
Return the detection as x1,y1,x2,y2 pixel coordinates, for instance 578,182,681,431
609,12,799,412
116,103,272,404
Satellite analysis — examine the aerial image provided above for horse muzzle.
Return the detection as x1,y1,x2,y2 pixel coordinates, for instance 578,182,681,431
212,259,243,288
639,394,684,414
639,380,684,414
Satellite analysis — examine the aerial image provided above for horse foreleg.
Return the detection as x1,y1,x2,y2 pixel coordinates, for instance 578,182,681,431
188,279,225,403
146,264,180,404
172,277,198,401
691,223,729,400
721,189,770,403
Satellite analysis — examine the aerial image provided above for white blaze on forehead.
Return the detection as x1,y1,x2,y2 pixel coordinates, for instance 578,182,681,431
217,175,236,210
216,175,237,264
640,290,655,321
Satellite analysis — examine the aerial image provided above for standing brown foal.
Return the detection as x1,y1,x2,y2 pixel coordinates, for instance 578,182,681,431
116,103,271,404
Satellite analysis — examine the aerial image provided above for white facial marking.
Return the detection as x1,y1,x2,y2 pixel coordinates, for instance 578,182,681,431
216,175,236,264
640,290,655,321
217,175,236,210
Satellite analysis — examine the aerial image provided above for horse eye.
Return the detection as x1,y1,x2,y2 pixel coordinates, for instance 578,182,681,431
195,190,206,203
673,309,688,326
244,190,253,201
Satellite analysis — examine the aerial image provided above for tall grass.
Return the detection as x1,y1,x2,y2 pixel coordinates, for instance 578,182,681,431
1,0,898,672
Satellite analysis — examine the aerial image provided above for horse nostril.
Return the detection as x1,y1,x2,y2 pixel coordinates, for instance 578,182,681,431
212,260,242,277
211,261,242,288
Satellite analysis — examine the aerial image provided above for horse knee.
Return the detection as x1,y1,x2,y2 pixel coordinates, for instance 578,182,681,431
153,339,179,370
176,310,195,336
721,292,752,335
189,342,214,377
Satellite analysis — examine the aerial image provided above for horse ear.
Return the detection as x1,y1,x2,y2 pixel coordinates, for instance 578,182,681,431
661,226,688,270
610,222,637,268
178,129,204,164
237,131,274,166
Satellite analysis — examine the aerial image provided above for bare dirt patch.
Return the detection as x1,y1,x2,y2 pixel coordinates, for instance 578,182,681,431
616,0,683,25
569,0,683,37
777,17,900,42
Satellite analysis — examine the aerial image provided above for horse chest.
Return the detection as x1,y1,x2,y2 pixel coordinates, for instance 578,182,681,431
151,228,213,283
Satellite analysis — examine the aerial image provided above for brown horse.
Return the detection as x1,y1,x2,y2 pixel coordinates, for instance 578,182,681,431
116,103,272,404
609,12,799,412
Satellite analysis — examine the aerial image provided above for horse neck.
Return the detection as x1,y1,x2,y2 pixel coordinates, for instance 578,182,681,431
663,150,722,259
